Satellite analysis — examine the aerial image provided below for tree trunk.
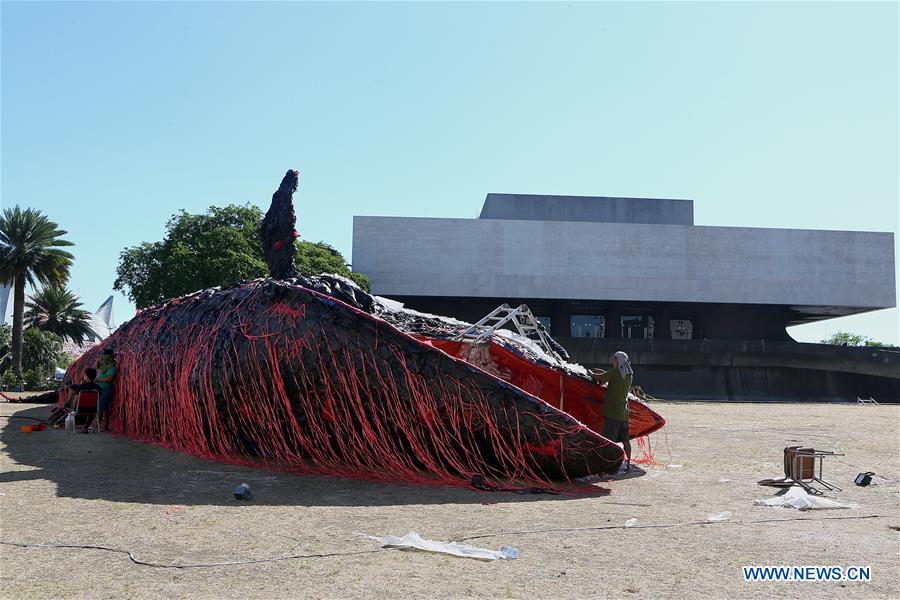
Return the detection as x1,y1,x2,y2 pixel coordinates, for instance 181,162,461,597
11,274,25,375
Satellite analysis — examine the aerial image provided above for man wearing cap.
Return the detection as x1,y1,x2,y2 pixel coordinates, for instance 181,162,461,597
590,351,634,472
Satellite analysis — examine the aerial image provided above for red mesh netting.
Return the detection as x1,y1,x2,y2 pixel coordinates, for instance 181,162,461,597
421,339,666,440
62,280,632,490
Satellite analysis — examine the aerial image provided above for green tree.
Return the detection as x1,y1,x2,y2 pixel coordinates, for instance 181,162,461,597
115,204,368,308
0,325,10,380
25,286,98,345
820,331,892,348
295,240,369,290
0,206,74,375
22,327,64,377
115,205,268,308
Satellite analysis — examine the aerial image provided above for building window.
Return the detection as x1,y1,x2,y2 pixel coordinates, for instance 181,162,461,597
621,315,655,339
570,315,605,338
535,316,552,335
670,319,693,340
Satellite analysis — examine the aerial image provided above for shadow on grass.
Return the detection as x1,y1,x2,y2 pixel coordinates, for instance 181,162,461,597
1,405,644,508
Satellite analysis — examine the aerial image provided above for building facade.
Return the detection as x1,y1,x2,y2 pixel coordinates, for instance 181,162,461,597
353,194,899,401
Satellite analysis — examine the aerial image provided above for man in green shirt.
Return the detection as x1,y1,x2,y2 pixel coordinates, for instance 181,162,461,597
95,349,117,432
590,351,634,471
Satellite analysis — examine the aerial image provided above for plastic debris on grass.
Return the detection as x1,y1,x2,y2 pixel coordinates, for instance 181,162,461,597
753,487,858,511
367,532,518,561
707,511,732,522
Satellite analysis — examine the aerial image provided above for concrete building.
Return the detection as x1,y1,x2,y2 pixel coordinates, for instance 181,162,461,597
353,194,899,402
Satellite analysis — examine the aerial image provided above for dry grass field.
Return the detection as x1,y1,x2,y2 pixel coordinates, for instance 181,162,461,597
1,400,898,599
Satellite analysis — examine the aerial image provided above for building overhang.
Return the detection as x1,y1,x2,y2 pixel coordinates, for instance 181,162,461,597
352,216,896,317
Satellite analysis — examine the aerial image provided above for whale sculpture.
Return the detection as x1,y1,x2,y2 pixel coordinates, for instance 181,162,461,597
63,171,665,489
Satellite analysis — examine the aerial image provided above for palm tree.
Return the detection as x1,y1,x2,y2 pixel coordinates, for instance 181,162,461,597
0,206,74,375
25,286,97,346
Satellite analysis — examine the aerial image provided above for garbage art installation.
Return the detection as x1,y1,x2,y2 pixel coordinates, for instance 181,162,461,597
62,170,665,490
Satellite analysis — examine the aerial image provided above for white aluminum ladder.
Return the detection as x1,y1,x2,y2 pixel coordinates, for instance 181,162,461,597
454,303,562,362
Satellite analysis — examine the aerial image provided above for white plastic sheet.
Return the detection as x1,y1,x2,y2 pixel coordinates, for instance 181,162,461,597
753,486,858,511
369,532,518,561
707,511,732,522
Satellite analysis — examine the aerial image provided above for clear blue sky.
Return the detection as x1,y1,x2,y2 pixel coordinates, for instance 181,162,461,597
2,1,898,343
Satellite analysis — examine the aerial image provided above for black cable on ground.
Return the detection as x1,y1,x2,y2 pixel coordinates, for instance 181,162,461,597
4,514,889,569
832,457,898,483
452,513,887,542
0,541,383,569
